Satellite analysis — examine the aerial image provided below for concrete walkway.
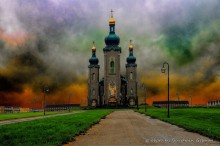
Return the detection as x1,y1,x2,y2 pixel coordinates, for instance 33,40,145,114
66,110,219,146
0,111,84,126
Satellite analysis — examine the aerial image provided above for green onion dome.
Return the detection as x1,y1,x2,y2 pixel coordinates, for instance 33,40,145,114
105,33,120,46
126,40,136,64
127,55,136,64
89,55,99,65
89,42,99,65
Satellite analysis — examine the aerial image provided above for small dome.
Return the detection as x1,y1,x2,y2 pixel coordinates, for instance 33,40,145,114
105,33,120,46
89,41,99,65
89,56,99,65
127,55,136,64
127,40,136,64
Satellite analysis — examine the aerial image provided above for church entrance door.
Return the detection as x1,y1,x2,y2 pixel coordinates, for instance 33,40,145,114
129,98,135,106
91,99,97,107
108,97,117,106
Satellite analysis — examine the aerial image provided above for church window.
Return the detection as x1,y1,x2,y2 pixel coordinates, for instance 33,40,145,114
110,26,114,32
92,89,95,95
110,58,115,74
131,88,133,95
130,72,133,80
92,73,95,80
110,61,115,73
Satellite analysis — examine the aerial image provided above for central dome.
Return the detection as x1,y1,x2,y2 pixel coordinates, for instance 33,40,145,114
105,33,120,46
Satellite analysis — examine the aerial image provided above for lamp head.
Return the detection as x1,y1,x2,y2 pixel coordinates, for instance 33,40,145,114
161,67,166,73
44,86,49,93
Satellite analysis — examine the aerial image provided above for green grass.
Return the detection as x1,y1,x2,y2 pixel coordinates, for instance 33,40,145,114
0,109,112,146
136,106,220,141
0,107,84,121
0,111,71,121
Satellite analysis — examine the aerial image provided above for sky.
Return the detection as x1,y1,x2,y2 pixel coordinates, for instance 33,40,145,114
0,0,220,107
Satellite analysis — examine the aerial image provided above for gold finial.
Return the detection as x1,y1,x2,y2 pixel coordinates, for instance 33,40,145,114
109,9,115,25
129,40,133,50
111,9,114,17
92,41,96,51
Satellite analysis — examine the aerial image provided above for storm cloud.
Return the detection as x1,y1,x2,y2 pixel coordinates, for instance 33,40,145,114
0,0,220,106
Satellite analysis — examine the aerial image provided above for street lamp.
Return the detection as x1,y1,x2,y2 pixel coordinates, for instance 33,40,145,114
141,84,147,112
176,92,180,101
190,95,192,107
33,96,37,112
136,82,139,110
68,93,72,112
43,86,49,116
161,61,170,118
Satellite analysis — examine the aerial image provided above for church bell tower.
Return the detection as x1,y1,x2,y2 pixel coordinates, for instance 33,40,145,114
126,40,137,106
88,42,100,106
103,10,121,106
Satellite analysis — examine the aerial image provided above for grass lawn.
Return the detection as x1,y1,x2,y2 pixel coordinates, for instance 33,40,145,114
136,106,220,141
0,109,112,146
0,107,83,121
0,111,68,121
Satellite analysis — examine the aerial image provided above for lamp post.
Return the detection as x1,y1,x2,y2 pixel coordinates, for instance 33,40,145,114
34,96,37,112
141,84,147,112
43,92,46,116
43,86,49,116
136,82,139,110
68,93,72,112
190,95,192,107
176,92,180,101
161,61,170,118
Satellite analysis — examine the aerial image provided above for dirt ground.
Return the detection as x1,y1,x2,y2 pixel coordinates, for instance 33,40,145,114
66,110,219,146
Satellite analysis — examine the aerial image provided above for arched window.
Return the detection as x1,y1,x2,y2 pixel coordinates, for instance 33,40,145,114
110,61,115,74
130,72,133,80
110,26,114,32
92,89,95,96
92,73,95,80
131,88,133,95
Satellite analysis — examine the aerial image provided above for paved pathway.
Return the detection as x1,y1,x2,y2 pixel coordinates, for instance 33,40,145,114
0,111,84,126
66,110,219,146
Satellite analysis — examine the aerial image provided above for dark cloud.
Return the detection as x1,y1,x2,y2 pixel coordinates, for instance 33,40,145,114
0,0,220,106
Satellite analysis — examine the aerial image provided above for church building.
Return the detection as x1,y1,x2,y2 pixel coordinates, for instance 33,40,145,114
88,12,138,107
